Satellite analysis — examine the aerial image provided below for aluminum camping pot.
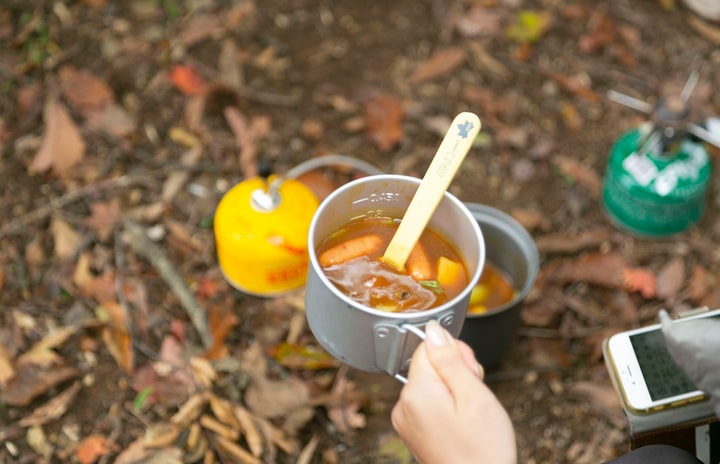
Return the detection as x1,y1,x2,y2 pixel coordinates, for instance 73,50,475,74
305,175,485,381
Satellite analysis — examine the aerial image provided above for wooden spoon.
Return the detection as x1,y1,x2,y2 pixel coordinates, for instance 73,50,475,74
382,111,481,271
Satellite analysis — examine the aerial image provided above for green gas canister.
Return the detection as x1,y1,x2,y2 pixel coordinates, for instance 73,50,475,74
602,123,711,237
602,79,719,237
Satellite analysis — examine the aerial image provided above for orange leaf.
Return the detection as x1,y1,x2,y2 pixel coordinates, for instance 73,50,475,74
76,435,112,464
169,65,208,96
621,267,656,299
98,301,134,374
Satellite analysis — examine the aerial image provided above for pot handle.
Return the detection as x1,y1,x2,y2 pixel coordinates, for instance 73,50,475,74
373,322,427,384
395,324,426,383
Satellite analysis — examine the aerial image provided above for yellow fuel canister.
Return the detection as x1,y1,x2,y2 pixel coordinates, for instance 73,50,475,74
214,175,319,296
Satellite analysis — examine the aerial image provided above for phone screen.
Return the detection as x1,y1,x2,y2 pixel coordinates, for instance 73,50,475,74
629,329,698,401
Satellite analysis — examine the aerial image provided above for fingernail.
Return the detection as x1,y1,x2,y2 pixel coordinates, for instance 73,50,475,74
425,320,452,347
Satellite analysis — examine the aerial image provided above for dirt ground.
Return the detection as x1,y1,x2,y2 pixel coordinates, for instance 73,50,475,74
1,0,720,463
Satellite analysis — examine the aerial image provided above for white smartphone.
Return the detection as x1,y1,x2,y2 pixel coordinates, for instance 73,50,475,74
604,308,720,414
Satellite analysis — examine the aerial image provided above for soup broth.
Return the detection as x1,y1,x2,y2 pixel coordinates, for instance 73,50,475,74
468,261,517,314
316,216,469,312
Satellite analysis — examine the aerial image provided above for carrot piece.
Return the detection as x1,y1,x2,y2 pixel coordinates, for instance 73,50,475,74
406,241,433,281
437,256,465,293
318,234,383,266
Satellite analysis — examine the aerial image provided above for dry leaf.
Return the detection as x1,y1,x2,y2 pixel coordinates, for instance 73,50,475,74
535,228,611,254
161,146,202,202
224,107,270,178
364,93,404,152
85,103,136,138
688,265,713,303
551,251,626,288
656,257,686,302
409,46,466,84
58,65,114,114
17,325,79,368
51,217,82,259
97,301,134,374
267,342,338,370
30,97,86,175
19,381,82,427
85,197,122,241
2,364,80,406
26,425,53,459
0,342,14,388
326,369,366,434
76,434,112,464
234,405,264,457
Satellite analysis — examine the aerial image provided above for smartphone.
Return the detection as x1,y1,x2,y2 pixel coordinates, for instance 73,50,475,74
604,308,720,414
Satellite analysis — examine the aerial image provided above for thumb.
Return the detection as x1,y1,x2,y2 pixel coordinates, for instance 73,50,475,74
424,320,482,401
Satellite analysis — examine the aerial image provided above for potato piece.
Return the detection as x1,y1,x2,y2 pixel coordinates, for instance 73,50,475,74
437,256,465,293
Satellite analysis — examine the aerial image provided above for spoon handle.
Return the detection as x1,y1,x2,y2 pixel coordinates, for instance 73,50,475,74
382,112,481,271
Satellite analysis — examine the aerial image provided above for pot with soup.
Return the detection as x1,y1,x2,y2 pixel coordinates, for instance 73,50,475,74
459,203,539,368
305,175,484,380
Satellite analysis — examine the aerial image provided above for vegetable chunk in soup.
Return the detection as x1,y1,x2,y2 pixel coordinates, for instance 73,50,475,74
316,216,469,312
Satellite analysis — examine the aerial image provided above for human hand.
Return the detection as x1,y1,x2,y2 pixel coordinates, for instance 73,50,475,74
391,320,517,464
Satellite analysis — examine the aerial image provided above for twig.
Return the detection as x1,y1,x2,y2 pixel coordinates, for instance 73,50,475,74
122,218,213,349
0,174,152,239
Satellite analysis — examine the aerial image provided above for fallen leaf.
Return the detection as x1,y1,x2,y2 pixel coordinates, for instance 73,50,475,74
242,343,311,418
17,325,79,368
655,257,686,302
409,46,466,84
326,368,366,434
551,251,625,288
26,425,53,460
30,97,86,175
688,264,713,303
224,107,270,178
364,93,404,151
97,301,134,374
506,10,552,44
76,434,112,464
0,342,14,388
58,65,114,115
1,365,80,406
51,217,82,259
621,267,657,299
84,103,136,138
267,342,338,370
169,65,208,96
204,304,238,360
534,228,612,254
19,381,82,427
85,197,122,241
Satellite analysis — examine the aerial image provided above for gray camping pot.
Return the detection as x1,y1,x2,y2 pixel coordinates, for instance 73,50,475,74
305,175,485,381
459,203,539,368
